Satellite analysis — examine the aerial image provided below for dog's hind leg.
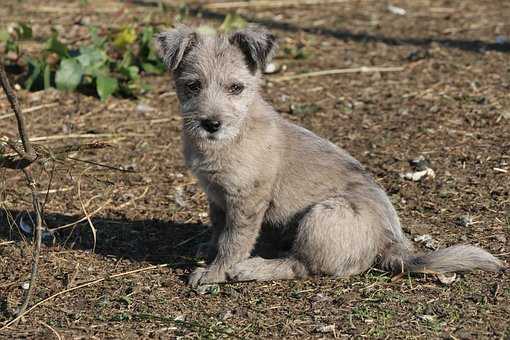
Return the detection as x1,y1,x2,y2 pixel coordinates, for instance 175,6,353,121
228,196,384,282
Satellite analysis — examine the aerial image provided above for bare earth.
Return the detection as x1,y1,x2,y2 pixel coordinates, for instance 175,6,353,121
1,0,509,338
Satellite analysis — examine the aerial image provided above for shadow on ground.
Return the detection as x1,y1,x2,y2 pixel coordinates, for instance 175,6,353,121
188,7,510,54
0,209,209,270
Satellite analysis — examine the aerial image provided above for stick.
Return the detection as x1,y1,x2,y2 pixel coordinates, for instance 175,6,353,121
272,66,405,82
14,169,42,320
0,62,36,161
50,199,112,231
38,320,62,340
0,61,42,322
0,264,169,330
202,0,353,9
0,241,15,246
0,102,59,121
77,168,97,252
29,133,153,142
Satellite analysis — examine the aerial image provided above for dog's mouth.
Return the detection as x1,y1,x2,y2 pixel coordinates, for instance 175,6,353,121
181,115,240,143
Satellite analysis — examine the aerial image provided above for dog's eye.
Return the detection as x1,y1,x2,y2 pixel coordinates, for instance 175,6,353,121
185,81,201,94
228,82,244,95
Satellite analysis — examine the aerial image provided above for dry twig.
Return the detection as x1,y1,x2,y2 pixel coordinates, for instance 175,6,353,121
272,66,405,82
202,0,353,9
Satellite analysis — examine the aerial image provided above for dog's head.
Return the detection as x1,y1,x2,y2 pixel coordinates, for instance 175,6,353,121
156,24,277,143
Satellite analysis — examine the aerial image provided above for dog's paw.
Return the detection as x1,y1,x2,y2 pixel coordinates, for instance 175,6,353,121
188,266,226,288
227,257,266,282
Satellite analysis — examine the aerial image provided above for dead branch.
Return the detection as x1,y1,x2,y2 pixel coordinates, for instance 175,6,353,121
0,60,41,321
0,141,110,169
16,168,42,318
0,61,36,162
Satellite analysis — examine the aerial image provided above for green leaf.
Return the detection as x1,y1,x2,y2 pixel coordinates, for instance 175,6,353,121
119,65,139,80
24,58,42,91
96,75,118,101
219,13,247,32
89,26,107,47
119,50,134,69
141,62,164,75
43,63,51,89
15,23,33,40
0,30,10,42
46,34,69,58
55,58,83,91
114,27,136,49
77,46,108,75
140,26,154,47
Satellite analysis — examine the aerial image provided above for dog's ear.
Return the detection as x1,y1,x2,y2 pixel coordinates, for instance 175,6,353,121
155,25,196,71
229,24,278,73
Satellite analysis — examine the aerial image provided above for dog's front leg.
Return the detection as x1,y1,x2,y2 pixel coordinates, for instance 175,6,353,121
188,198,267,287
195,200,225,262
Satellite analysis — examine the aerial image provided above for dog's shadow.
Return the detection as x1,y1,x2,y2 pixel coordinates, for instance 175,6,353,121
0,209,209,271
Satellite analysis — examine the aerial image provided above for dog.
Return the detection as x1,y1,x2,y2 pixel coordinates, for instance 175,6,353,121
155,24,504,287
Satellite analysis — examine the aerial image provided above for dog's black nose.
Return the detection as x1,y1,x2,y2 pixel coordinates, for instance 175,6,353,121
200,119,222,133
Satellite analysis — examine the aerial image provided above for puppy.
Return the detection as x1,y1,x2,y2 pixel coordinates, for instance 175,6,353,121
156,25,504,287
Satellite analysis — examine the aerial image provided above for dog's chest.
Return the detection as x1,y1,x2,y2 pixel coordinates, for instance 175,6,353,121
185,148,253,208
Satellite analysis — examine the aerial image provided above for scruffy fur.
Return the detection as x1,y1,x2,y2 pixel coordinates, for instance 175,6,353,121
156,25,504,287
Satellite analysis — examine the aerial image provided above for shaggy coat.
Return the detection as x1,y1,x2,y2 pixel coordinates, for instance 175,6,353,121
156,25,504,287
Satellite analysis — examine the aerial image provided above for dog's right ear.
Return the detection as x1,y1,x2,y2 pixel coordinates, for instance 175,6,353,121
155,25,196,71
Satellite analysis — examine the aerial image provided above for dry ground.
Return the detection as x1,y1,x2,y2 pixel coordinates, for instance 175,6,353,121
1,0,509,338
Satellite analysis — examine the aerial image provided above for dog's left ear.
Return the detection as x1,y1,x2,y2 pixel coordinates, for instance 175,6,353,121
229,25,278,73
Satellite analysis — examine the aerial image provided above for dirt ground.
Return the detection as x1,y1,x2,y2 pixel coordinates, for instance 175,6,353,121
1,0,509,338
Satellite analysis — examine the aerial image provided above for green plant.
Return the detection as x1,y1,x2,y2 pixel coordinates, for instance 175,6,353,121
0,22,32,60
2,23,166,100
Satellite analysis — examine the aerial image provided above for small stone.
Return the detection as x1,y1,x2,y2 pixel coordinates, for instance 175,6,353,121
413,234,439,250
289,103,321,116
420,315,436,322
136,103,155,114
495,234,506,243
409,156,431,171
263,62,280,74
221,310,234,320
414,234,432,243
401,168,435,181
21,282,30,290
195,284,220,295
174,186,186,208
387,4,407,15
437,273,456,285
315,324,335,333
455,215,473,227
430,105,440,114
311,293,332,303
174,314,185,322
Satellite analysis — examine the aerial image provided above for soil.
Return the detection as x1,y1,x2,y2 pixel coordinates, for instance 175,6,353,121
1,0,509,338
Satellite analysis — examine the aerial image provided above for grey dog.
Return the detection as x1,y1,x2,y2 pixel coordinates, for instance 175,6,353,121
155,25,504,287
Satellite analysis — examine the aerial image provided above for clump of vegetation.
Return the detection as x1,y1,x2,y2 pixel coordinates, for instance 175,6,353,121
0,14,249,101
0,23,166,100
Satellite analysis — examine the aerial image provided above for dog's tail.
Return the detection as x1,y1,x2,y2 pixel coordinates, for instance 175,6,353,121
382,243,505,274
